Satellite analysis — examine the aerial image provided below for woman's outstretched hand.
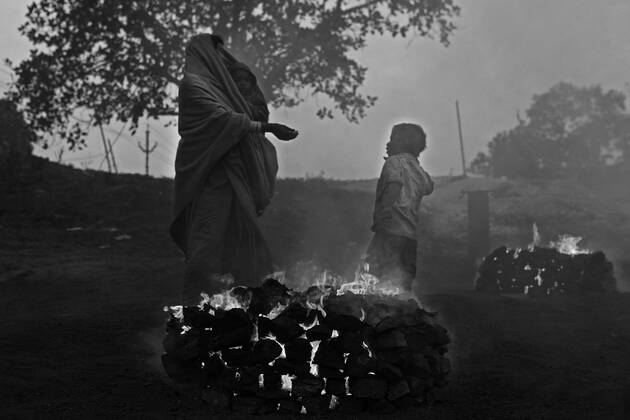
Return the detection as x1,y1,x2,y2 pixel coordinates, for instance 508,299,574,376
262,123,299,141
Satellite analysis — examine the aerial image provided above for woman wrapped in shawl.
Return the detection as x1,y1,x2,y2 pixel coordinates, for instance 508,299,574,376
171,34,298,304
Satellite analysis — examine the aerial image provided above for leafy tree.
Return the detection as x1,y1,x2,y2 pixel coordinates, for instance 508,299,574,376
9,0,460,149
471,82,630,178
0,98,35,176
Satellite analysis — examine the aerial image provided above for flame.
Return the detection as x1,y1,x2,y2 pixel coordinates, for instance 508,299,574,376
164,305,184,321
264,334,286,358
345,377,350,395
360,308,366,322
331,330,339,338
549,234,590,255
281,374,294,392
300,316,319,330
535,269,543,286
180,325,191,335
267,302,288,320
338,262,401,296
310,341,320,376
362,341,373,358
258,374,264,389
529,223,541,250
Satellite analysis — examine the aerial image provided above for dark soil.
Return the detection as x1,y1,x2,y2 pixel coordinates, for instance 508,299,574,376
1,158,629,419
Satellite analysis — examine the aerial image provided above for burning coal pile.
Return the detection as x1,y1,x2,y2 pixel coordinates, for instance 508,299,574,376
475,225,615,295
161,276,451,415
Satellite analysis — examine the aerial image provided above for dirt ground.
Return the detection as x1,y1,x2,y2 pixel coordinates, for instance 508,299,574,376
1,160,629,419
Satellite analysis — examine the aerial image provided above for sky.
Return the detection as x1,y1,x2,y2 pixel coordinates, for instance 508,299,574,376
1,0,629,179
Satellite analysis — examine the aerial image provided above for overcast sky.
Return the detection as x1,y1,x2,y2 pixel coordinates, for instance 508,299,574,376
2,0,629,179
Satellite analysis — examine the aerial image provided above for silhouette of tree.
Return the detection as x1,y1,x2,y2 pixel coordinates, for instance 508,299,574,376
9,0,459,148
0,98,35,179
471,82,630,178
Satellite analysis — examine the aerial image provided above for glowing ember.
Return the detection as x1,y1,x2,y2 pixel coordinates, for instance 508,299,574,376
360,308,366,322
310,341,320,376
258,374,264,388
362,341,373,358
281,374,294,392
329,395,340,410
331,330,339,338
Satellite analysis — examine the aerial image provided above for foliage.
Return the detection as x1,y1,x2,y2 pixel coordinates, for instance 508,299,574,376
0,98,35,178
471,82,630,178
9,0,459,149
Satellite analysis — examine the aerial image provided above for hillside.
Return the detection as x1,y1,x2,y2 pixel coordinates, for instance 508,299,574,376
1,158,629,419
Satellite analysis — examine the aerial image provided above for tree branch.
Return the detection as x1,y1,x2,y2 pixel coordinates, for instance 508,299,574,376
341,0,383,14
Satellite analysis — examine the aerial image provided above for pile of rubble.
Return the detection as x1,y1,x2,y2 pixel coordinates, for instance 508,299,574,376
162,279,451,414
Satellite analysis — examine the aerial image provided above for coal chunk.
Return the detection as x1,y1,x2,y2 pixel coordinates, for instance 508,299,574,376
325,377,347,396
387,379,410,401
182,306,214,329
284,338,312,362
252,339,283,364
273,358,310,377
349,377,387,399
332,330,364,353
306,323,333,341
335,396,365,414
278,399,303,414
324,313,364,331
376,329,407,349
291,375,325,397
303,394,331,414
313,341,345,370
269,316,304,343
318,366,344,379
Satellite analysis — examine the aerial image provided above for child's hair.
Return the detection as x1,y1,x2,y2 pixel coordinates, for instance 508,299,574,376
392,123,427,156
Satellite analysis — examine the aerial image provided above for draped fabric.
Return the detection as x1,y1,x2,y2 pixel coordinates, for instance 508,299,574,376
170,34,278,287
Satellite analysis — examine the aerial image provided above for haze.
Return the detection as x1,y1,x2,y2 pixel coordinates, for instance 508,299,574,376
1,0,629,179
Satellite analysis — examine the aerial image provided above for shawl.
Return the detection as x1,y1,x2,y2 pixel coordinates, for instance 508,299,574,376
170,34,278,282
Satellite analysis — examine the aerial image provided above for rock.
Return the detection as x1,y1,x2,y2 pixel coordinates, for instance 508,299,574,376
272,358,310,377
270,316,304,343
349,377,387,399
284,338,312,362
335,396,365,413
278,399,303,414
387,379,410,401
306,323,332,341
313,341,345,370
291,375,325,397
325,378,347,396
252,338,283,364
303,394,331,414
345,353,376,377
324,313,365,331
376,329,407,349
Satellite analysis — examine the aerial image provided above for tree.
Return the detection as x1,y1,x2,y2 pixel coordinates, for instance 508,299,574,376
9,0,460,149
471,82,630,178
0,97,36,180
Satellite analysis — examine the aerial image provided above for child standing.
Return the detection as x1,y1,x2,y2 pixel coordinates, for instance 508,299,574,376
365,123,434,292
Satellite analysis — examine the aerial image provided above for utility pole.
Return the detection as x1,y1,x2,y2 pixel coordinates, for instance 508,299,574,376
456,100,467,177
107,139,118,174
98,123,113,173
138,123,157,176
